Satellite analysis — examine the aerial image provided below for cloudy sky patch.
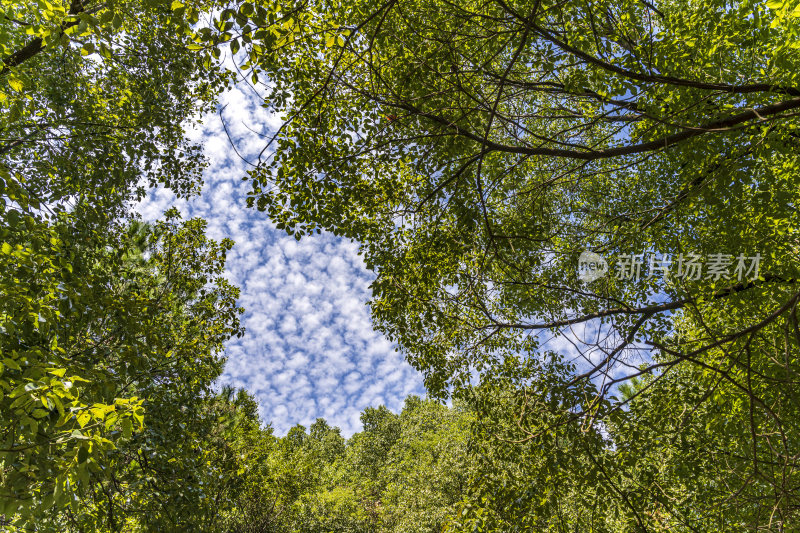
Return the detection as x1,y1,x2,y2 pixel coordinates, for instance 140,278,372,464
137,81,424,437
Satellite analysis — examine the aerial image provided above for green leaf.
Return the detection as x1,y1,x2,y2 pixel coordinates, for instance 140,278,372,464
8,76,23,92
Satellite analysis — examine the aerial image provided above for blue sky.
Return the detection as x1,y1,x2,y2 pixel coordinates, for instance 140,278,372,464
137,82,425,437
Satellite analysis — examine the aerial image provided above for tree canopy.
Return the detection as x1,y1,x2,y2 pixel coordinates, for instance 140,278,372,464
5,0,800,530
0,0,243,528
215,0,800,528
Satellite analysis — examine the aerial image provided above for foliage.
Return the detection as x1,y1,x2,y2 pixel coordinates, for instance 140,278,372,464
449,368,610,532
0,0,231,211
0,211,243,530
6,0,800,529
214,396,471,533
0,0,245,529
210,0,800,527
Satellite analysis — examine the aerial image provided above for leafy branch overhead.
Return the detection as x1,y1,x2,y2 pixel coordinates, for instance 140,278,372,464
210,0,800,528
4,0,800,530
0,0,244,529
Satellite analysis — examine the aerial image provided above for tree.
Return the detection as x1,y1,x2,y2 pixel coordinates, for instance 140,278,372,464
217,0,800,527
376,397,470,533
296,397,470,532
0,1,248,528
212,417,348,532
0,0,231,212
1,212,243,531
196,386,279,533
449,365,610,532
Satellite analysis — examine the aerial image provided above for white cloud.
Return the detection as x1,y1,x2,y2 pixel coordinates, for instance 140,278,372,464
136,80,424,437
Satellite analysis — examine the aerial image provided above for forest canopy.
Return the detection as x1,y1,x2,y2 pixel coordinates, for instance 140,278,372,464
218,0,800,528
2,0,800,531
